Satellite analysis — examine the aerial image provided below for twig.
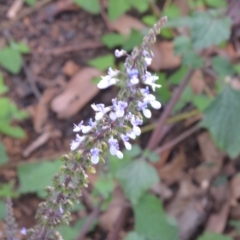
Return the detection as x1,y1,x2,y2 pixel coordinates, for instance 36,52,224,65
156,124,200,154
7,0,24,19
76,198,103,240
0,0,54,32
147,69,195,150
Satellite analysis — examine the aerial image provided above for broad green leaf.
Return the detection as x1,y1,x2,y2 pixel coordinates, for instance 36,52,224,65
163,4,180,20
0,47,22,74
108,0,130,21
160,28,174,39
212,56,235,77
142,15,158,26
168,66,189,85
197,232,233,240
230,220,240,235
18,160,62,197
143,150,159,163
129,0,149,13
0,73,8,94
88,54,114,71
134,194,179,240
202,86,240,158
156,73,171,103
123,30,143,51
24,0,36,6
73,0,100,14
116,159,159,205
190,11,231,50
0,182,19,198
0,201,6,220
10,41,30,54
0,143,8,165
204,0,226,8
193,95,213,111
0,121,25,138
94,176,114,199
101,33,125,48
124,231,145,240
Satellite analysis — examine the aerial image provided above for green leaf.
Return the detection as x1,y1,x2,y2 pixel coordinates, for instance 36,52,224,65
0,121,25,138
24,0,36,6
163,4,180,20
108,0,130,21
129,0,149,13
202,86,240,158
134,194,179,240
0,73,9,94
102,33,125,48
124,231,145,240
0,182,19,198
212,56,235,77
18,160,62,197
0,142,8,165
142,15,158,26
0,201,6,220
73,0,100,14
168,66,189,85
156,73,171,103
193,95,213,111
88,54,115,71
0,47,22,74
230,220,240,235
190,11,231,50
143,150,159,163
197,232,233,240
123,30,143,51
9,41,30,54
204,0,226,8
116,159,159,205
94,176,114,199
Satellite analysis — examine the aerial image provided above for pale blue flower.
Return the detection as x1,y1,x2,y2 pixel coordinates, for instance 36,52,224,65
91,103,110,121
111,99,128,119
81,118,96,134
73,120,83,132
121,134,132,150
90,147,100,164
138,101,151,118
70,134,85,151
108,137,123,159
115,49,126,58
143,71,161,91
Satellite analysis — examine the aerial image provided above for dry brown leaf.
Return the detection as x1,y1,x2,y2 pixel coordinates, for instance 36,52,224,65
193,132,224,183
62,60,80,77
190,70,205,95
109,14,145,36
159,148,186,185
51,68,101,119
175,0,190,16
150,41,181,71
230,174,240,207
33,88,60,133
151,182,173,201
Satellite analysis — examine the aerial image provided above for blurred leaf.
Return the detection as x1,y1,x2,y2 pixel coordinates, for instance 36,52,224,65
129,0,149,13
193,95,213,111
0,74,9,94
0,47,22,74
134,194,179,240
163,4,180,20
88,54,114,71
168,66,189,85
116,159,159,205
197,232,233,240
156,73,171,103
124,231,145,240
102,33,125,48
94,175,114,199
123,30,143,51
0,182,19,198
0,122,25,138
108,0,130,21
143,150,159,163
230,220,240,235
18,160,62,197
0,201,6,220
202,86,240,158
9,41,30,54
212,56,235,77
0,143,8,165
126,145,142,158
24,0,36,6
142,15,158,26
160,28,174,39
73,0,100,14
204,0,226,8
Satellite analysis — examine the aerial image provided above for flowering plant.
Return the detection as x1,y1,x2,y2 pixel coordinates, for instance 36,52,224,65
22,16,168,240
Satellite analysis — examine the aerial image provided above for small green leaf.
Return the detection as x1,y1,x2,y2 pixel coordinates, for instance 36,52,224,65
0,47,22,74
143,150,159,163
18,160,62,197
108,0,130,21
134,194,179,240
0,201,6,220
102,33,125,48
94,176,114,199
123,30,143,51
204,0,226,8
156,73,171,103
0,73,9,94
212,56,235,77
73,0,100,14
24,0,36,6
142,15,158,26
230,220,240,235
202,86,240,158
116,159,159,205
124,231,145,240
10,41,30,54
160,28,174,39
193,95,213,111
0,143,8,165
129,0,149,13
0,182,19,198
0,122,25,138
197,232,233,240
88,54,115,71
163,4,180,20
168,66,189,85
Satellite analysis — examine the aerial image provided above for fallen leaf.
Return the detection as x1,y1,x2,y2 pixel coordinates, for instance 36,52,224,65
109,14,145,36
62,60,80,77
51,68,101,119
230,174,240,207
150,41,181,71
190,70,205,94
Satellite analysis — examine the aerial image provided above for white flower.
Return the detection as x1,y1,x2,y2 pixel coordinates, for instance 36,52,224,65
141,89,161,110
111,99,128,119
108,137,123,159
138,101,151,118
143,71,161,91
126,130,136,139
143,50,153,66
73,120,83,132
121,134,132,150
115,49,126,58
91,103,111,120
70,134,85,151
130,116,142,136
90,147,100,164
97,75,118,89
